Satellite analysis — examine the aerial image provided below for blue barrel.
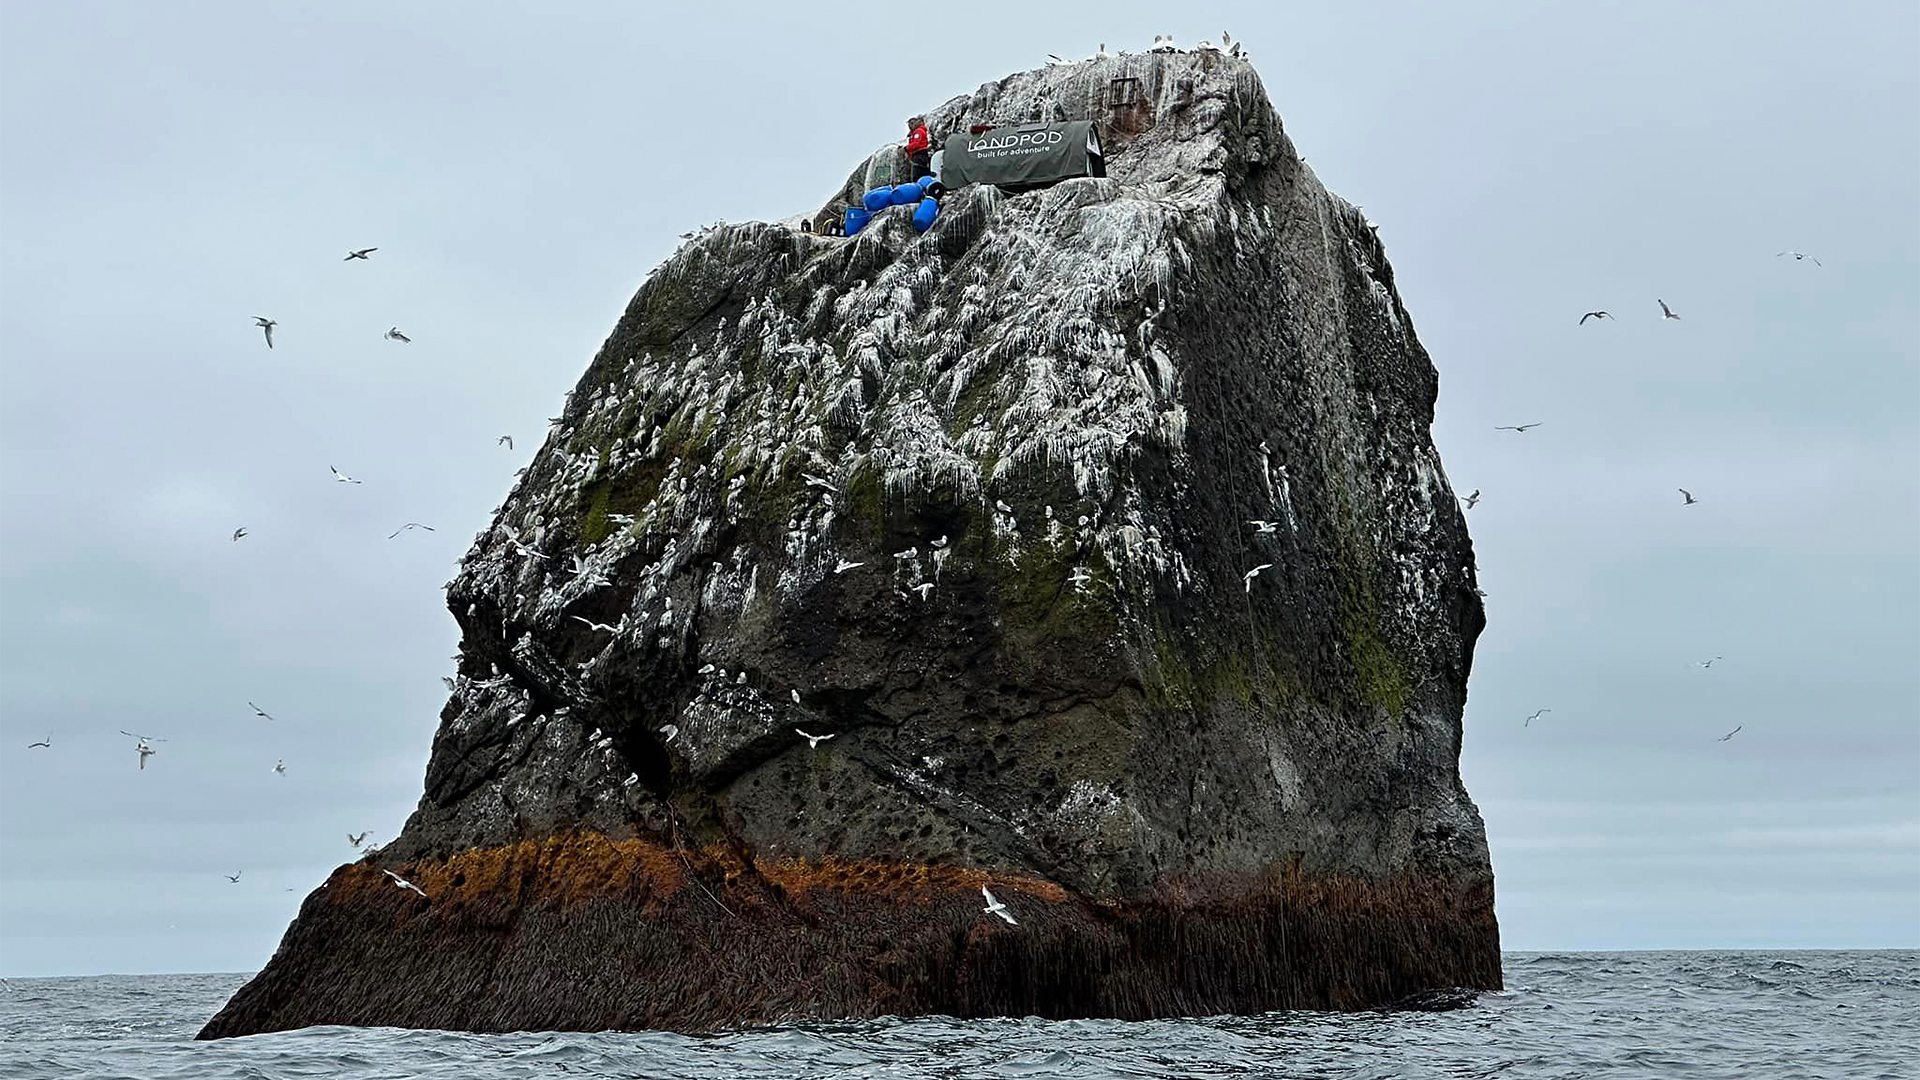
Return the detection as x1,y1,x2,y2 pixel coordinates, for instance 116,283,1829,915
890,182,924,206
843,206,872,236
912,195,939,233
862,187,893,211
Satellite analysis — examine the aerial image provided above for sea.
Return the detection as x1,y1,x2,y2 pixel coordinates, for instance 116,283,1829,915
0,951,1913,1079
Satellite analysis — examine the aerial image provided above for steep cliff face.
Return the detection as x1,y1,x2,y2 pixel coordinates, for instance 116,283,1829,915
201,50,1498,1039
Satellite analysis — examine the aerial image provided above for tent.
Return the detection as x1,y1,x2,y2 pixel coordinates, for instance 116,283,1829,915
940,120,1105,191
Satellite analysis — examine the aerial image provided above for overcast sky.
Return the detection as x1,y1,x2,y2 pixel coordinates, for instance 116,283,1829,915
2,2,1915,978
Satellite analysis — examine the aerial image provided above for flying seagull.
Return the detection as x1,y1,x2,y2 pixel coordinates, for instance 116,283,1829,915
981,885,1018,925
225,872,243,883
1679,488,1698,505
1248,519,1278,534
1658,298,1681,320
1243,564,1273,592
26,736,50,749
1069,566,1092,587
348,831,370,848
121,731,162,769
1525,708,1551,727
834,559,864,574
253,316,276,349
1717,725,1743,742
912,581,935,600
1698,656,1724,669
791,689,802,704
1462,489,1482,509
273,759,286,776
498,435,513,449
1495,423,1542,433
248,701,274,721
659,723,679,744
796,728,835,749
1579,310,1612,324
344,247,377,260
1775,251,1821,266
232,527,248,542
381,869,428,899
329,466,362,484
384,326,411,343
570,615,621,633
387,522,435,539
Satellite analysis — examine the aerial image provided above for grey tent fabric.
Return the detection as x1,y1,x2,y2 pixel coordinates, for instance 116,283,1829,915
940,121,1104,190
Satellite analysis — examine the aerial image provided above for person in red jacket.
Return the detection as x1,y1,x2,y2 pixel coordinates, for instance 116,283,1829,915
904,115,932,182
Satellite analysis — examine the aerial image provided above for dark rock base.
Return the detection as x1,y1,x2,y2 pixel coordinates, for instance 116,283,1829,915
198,833,1501,1038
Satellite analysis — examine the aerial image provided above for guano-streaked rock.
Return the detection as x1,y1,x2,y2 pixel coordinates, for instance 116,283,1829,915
200,49,1499,1039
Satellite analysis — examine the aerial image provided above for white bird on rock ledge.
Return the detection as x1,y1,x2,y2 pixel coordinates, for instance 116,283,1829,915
981,885,1018,925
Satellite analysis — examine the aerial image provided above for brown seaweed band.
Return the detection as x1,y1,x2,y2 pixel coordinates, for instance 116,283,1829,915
201,833,1496,1037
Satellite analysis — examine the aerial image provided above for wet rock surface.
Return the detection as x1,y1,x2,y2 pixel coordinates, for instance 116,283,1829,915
202,49,1499,1040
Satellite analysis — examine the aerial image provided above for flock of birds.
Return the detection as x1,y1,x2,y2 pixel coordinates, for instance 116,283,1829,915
1457,283,1835,743
1047,30,1249,66
20,39,1824,919
17,243,534,892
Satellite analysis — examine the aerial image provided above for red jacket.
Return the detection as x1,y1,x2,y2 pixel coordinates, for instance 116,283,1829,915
905,124,930,156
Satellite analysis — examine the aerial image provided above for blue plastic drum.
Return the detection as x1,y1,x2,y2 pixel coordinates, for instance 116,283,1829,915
912,196,939,233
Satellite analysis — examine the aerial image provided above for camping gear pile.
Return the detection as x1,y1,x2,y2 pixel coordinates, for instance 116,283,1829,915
843,176,944,238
